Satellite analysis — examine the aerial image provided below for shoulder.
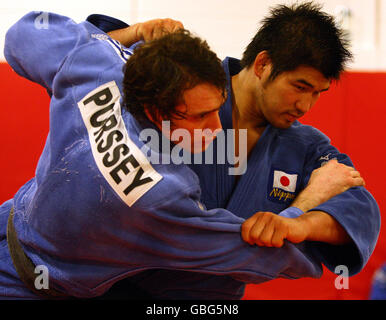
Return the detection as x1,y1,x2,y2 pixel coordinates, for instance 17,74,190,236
58,31,130,102
276,121,331,146
62,24,129,77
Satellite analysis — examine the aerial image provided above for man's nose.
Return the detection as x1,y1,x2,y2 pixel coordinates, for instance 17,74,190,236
206,112,222,132
295,94,316,114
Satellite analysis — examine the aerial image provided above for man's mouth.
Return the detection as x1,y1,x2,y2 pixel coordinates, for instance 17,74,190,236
284,113,298,122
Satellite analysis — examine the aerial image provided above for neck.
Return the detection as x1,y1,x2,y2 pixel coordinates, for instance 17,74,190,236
231,69,266,132
230,69,268,159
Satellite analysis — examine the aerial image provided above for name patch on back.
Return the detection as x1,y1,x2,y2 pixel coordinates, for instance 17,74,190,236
78,81,163,206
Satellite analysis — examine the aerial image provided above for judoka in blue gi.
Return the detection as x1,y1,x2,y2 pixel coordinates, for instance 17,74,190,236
0,5,378,300
189,2,380,297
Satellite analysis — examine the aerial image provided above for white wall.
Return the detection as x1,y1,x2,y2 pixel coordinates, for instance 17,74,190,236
0,0,385,70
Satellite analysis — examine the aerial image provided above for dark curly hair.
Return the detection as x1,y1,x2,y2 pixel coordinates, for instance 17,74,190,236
240,1,353,80
122,29,226,123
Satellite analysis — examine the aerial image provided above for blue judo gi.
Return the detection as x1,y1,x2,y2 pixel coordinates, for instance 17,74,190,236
0,12,333,300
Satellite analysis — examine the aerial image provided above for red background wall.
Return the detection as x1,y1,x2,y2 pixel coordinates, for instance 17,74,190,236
0,62,385,299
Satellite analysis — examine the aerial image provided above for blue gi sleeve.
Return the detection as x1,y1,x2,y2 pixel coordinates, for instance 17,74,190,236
4,11,89,94
123,187,324,285
301,127,381,276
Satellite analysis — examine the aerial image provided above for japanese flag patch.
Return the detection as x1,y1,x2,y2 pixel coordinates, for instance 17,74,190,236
268,169,298,204
273,170,297,192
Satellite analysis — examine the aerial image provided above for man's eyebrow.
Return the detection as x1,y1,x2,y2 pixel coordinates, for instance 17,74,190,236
190,106,221,116
296,79,314,88
296,79,330,92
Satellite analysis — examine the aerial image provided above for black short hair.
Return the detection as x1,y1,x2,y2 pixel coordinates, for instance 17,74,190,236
240,1,353,80
122,29,226,123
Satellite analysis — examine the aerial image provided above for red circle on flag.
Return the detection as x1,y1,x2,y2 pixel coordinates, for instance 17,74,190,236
280,176,290,187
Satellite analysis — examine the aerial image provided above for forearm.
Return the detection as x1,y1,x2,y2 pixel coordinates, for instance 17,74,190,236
107,18,183,47
290,187,327,213
296,210,351,245
107,26,139,47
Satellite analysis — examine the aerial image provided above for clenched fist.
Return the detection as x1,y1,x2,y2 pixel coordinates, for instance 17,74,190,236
241,211,307,247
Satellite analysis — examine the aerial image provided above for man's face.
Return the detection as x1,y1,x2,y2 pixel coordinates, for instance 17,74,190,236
257,65,331,129
157,83,225,153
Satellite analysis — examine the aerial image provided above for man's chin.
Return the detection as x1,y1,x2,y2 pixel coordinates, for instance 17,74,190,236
272,119,295,129
191,140,214,154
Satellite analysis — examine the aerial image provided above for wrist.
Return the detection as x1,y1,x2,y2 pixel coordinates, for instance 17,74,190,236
293,212,314,240
107,25,138,47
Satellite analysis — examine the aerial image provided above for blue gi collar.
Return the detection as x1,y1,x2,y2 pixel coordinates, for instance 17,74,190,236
86,14,129,32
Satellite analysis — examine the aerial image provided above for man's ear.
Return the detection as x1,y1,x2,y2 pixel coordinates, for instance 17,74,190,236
253,51,271,79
